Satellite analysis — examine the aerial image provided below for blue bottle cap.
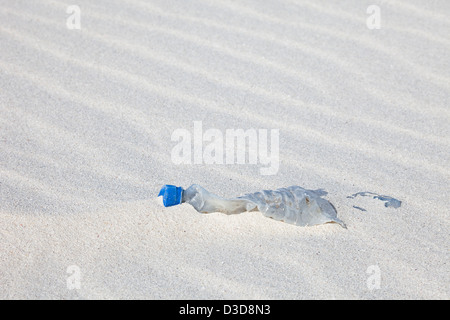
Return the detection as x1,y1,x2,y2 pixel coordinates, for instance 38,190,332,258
158,185,184,207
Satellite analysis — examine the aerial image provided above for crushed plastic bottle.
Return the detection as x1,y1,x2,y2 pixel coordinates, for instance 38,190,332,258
158,184,346,228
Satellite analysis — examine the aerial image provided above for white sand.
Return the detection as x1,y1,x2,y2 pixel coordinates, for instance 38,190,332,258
0,0,449,299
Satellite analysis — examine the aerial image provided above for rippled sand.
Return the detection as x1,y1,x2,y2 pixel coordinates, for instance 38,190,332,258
0,0,449,299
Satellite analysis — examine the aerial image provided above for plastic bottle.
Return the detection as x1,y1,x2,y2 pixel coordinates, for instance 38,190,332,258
158,184,346,228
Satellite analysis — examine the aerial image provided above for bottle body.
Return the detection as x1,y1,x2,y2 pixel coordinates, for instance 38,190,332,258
181,184,346,228
182,184,256,215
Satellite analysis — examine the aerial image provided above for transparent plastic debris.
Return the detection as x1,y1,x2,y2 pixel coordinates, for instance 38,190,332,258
347,192,402,209
158,184,346,228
